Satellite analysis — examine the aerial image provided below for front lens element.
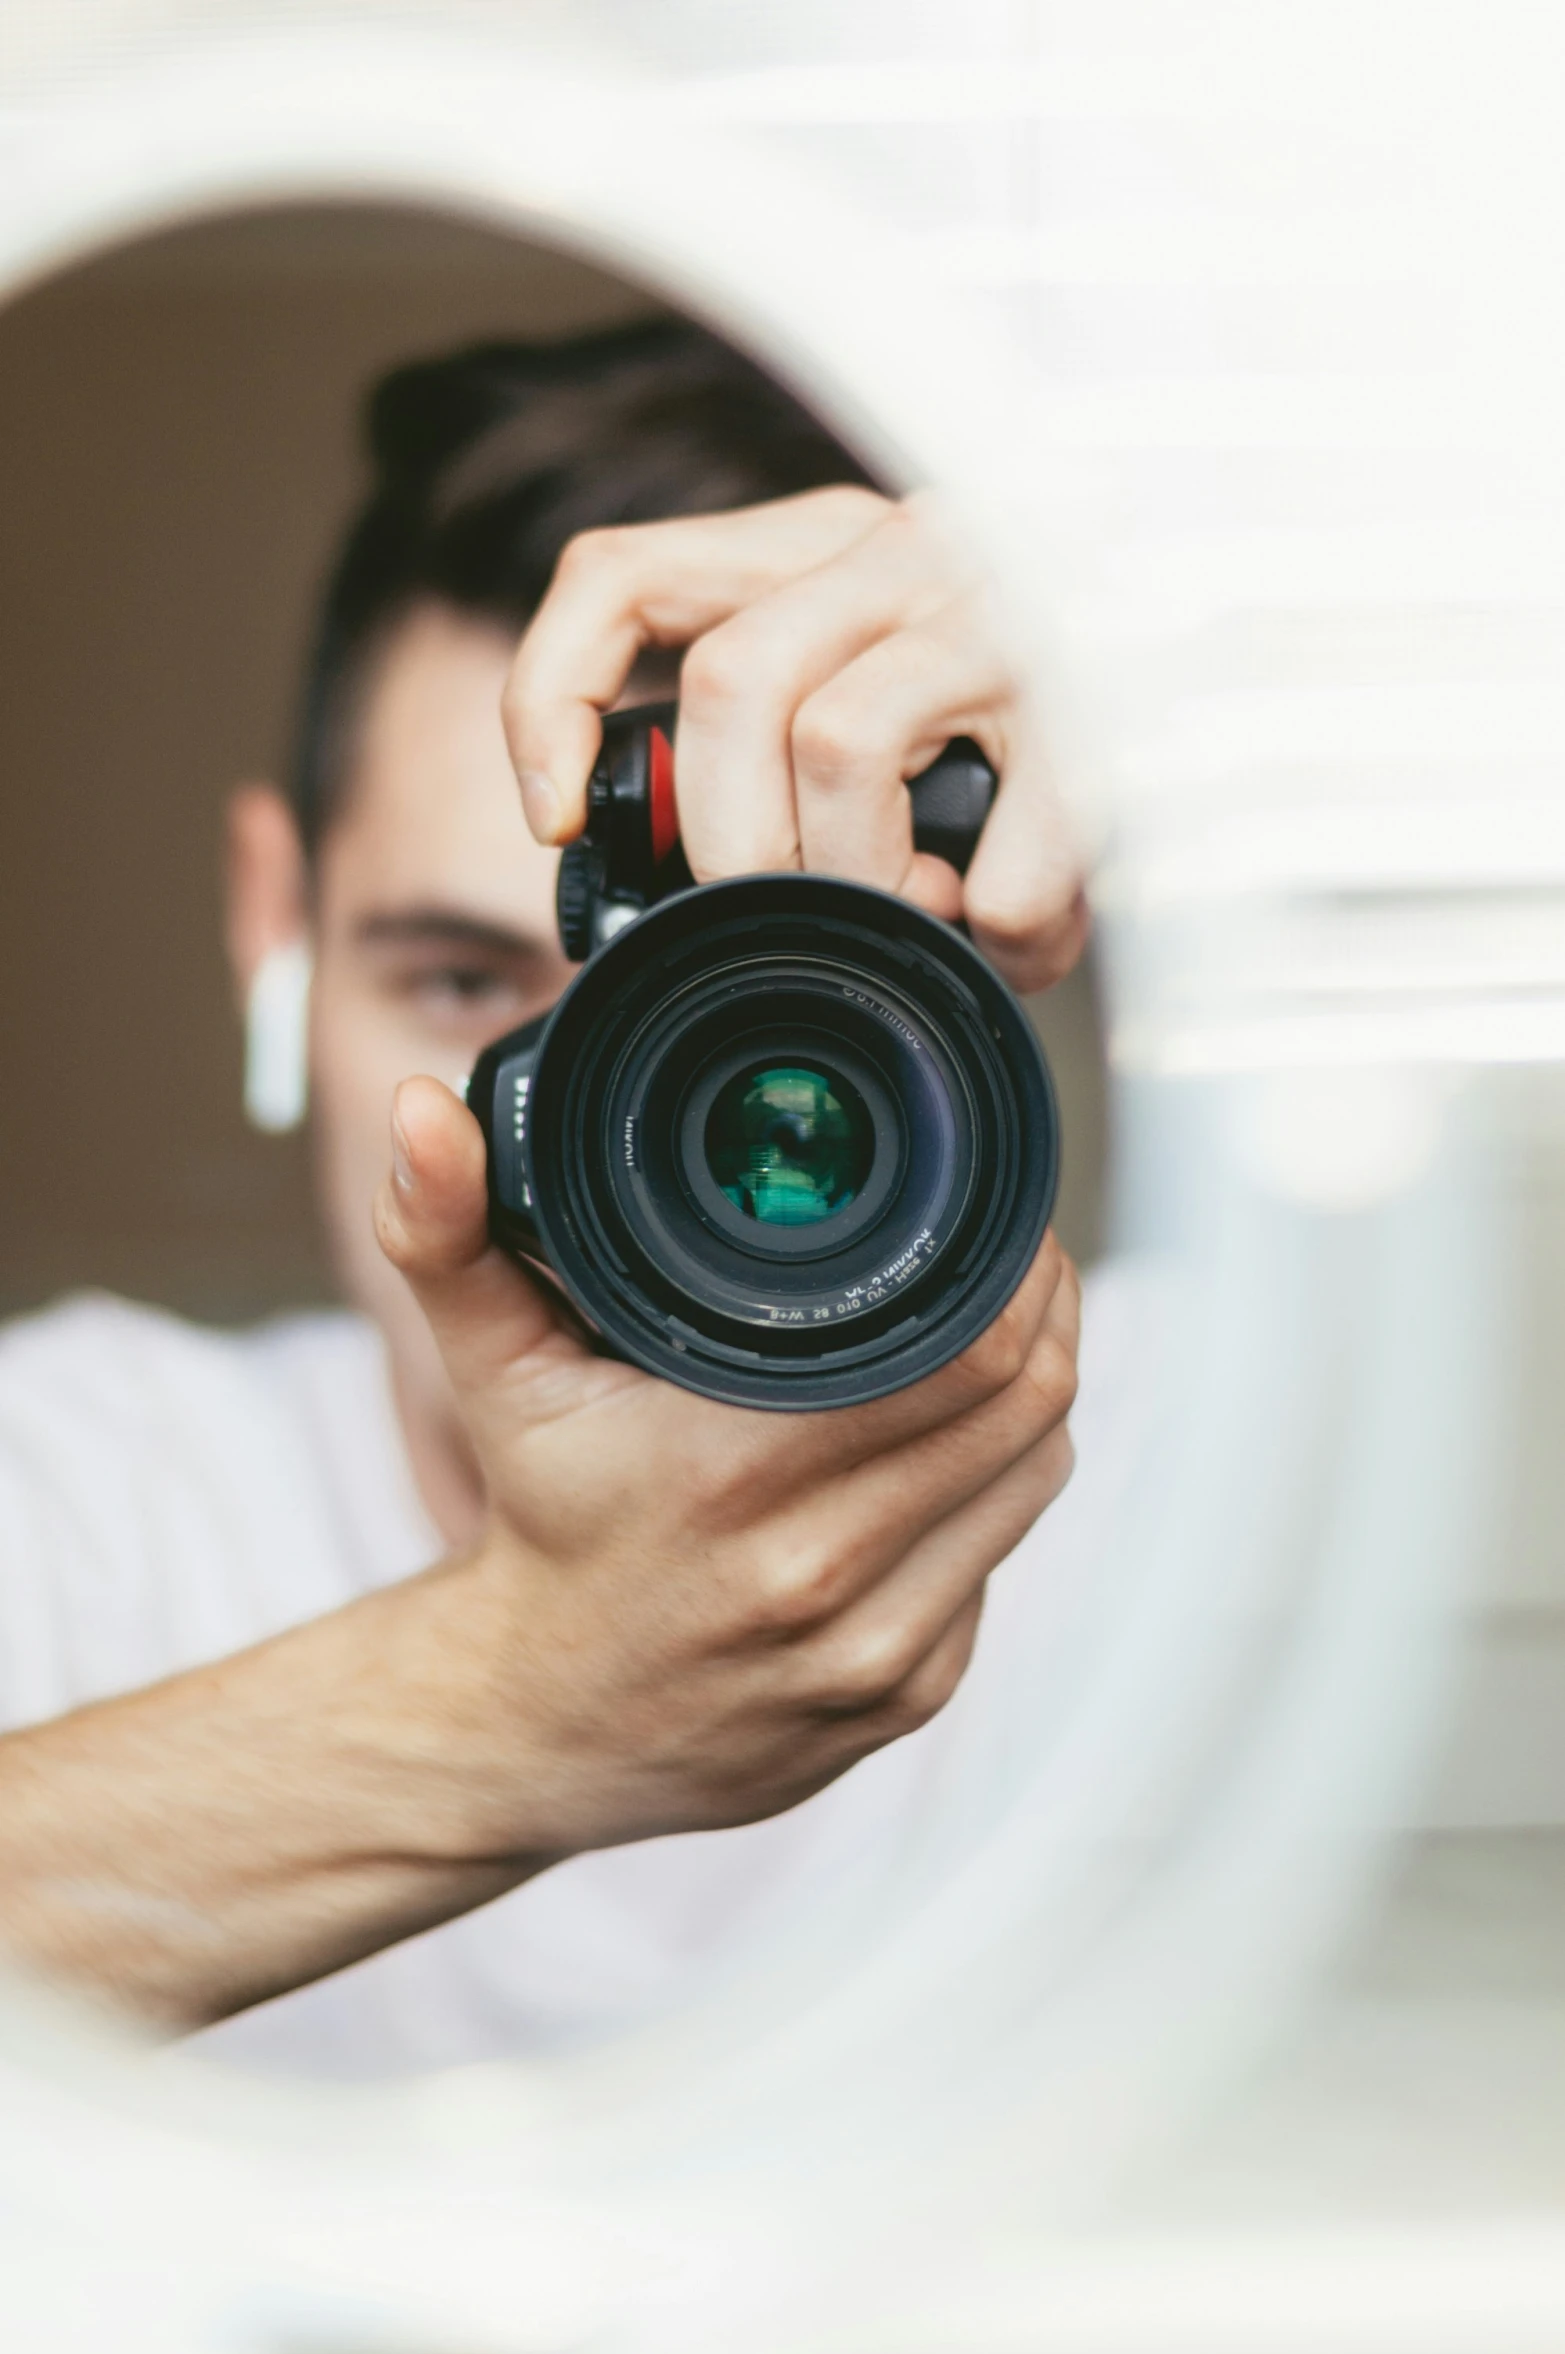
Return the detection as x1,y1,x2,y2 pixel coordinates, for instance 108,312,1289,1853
705,1063,873,1226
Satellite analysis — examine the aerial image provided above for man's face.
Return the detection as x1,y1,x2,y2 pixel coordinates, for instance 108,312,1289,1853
306,601,574,1418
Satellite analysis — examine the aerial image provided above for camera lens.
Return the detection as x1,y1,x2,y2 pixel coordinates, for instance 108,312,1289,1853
477,874,1059,1410
705,1063,874,1226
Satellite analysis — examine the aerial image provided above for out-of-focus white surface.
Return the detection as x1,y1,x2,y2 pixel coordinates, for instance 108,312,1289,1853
0,4,1561,2348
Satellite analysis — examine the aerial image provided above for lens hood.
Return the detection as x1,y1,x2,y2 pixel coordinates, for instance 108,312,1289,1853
470,873,1059,1410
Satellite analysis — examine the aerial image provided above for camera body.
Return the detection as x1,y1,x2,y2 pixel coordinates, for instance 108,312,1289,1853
468,704,1059,1410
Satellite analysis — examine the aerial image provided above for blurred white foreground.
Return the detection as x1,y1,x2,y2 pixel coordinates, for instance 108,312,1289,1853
1,3,1563,2347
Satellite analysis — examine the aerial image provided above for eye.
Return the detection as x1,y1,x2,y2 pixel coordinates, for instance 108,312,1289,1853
391,958,550,1036
359,933,568,1035
423,964,511,1005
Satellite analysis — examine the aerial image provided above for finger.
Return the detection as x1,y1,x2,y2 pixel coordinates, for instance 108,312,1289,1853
901,851,967,924
770,1589,989,1800
789,591,1016,889
818,1228,1076,1477
500,487,887,845
804,1418,1078,1721
564,1233,1073,1594
758,1250,1080,1623
668,1227,1075,1525
672,504,972,881
886,1586,986,1734
995,885,1092,995
962,702,1091,990
835,1255,1079,1597
372,1075,589,1402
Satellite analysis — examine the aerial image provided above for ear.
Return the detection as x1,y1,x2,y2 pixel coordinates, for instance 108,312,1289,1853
226,782,308,1005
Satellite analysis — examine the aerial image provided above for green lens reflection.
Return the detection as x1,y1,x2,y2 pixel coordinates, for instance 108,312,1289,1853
705,1064,873,1226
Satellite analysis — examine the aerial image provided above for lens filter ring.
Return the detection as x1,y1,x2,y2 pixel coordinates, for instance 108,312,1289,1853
609,979,967,1320
523,875,1059,1408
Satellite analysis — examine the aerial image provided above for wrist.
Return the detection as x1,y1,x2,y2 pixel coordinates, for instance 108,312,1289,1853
360,1533,574,1875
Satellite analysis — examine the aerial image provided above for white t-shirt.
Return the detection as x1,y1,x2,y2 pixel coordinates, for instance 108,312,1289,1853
0,1268,1150,2078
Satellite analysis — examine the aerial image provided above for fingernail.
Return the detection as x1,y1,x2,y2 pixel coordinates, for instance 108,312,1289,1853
391,1108,418,1198
518,769,560,843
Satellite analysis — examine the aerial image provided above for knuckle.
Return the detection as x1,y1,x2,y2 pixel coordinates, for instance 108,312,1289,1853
809,483,891,532
877,1690,932,1745
1024,1330,1079,1429
790,695,884,791
961,1297,1032,1398
552,524,624,589
899,1643,973,1734
1044,1425,1078,1500
820,1619,921,1712
678,626,750,718
682,1429,770,1527
966,880,1046,955
969,885,1090,990
746,1532,847,1635
1064,1248,1083,1321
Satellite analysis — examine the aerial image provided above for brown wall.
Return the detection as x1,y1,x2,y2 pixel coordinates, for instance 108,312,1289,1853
0,203,1105,1325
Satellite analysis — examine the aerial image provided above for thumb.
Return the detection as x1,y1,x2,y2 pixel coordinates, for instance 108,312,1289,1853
373,1074,578,1397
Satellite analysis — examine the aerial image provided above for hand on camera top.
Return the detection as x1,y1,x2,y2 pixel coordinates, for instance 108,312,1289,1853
500,486,1090,995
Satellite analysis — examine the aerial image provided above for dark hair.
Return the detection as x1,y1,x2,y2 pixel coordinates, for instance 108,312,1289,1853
291,318,880,853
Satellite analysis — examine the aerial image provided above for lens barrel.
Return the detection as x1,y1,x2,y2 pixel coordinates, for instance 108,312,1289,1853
470,874,1059,1410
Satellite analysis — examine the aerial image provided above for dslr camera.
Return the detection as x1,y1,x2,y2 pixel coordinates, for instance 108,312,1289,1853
468,704,1059,1409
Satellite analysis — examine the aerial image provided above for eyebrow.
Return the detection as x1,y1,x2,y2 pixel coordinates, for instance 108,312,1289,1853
353,907,554,958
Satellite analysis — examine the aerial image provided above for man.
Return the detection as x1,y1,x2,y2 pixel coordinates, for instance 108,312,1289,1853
0,322,1097,2075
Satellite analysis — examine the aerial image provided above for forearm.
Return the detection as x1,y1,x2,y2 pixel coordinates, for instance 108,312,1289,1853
0,1552,559,2033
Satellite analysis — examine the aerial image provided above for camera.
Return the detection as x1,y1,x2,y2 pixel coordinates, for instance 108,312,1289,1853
468,704,1060,1410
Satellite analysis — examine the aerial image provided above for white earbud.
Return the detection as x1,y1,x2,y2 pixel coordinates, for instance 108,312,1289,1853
243,941,313,1134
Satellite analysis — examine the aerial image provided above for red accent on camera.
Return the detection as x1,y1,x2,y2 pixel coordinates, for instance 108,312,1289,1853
649,724,679,865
